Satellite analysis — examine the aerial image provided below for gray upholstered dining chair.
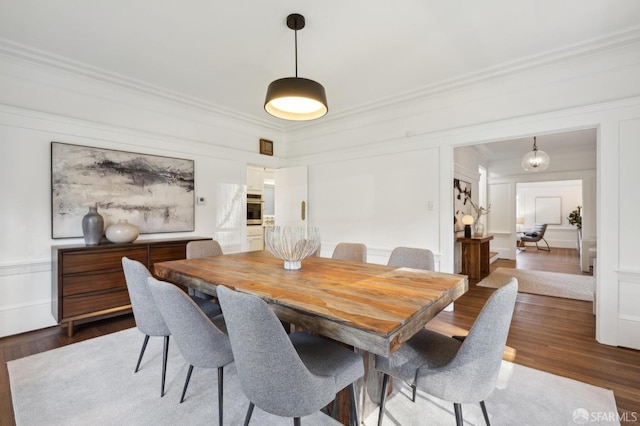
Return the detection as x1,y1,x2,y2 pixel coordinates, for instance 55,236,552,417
387,246,436,401
122,257,222,397
186,239,224,298
187,239,224,259
375,278,518,426
216,285,364,426
387,247,435,271
331,242,367,262
147,277,234,426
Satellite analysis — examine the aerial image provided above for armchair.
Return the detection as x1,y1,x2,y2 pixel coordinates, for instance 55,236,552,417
517,223,550,252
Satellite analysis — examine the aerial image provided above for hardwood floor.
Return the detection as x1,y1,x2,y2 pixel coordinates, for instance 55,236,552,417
1,247,638,425
429,247,640,424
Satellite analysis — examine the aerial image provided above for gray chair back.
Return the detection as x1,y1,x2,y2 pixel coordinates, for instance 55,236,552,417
216,286,336,417
147,277,233,368
331,243,367,262
522,223,547,241
122,257,169,337
418,278,518,403
187,240,223,259
387,247,435,270
186,240,224,298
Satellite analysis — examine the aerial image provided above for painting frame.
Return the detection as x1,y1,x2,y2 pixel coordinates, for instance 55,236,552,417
51,142,195,239
535,196,562,225
454,178,472,232
259,138,273,156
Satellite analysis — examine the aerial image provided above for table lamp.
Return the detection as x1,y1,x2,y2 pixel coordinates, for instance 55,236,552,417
462,215,474,238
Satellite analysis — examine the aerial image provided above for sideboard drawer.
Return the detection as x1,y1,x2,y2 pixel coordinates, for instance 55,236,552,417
62,269,127,297
149,244,186,264
62,289,131,318
62,247,147,274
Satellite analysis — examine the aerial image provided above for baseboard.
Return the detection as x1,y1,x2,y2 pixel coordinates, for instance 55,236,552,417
0,302,57,338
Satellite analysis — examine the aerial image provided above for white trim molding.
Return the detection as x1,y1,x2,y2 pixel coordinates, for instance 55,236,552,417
0,260,51,277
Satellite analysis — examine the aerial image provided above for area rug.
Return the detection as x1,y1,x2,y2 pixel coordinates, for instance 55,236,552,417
8,327,617,426
477,267,595,301
365,361,619,426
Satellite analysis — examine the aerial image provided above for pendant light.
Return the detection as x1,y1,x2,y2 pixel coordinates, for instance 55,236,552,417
264,14,328,121
521,136,550,172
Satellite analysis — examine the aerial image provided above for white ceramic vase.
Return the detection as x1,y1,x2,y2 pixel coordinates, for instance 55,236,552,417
106,219,139,243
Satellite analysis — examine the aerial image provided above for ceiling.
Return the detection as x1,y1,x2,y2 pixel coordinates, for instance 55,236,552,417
471,128,597,164
1,1,639,130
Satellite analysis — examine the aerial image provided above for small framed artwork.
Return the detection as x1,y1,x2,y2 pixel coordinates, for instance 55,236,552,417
260,138,273,156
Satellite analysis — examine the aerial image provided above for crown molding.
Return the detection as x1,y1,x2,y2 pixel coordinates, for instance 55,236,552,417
1,25,639,132
310,26,640,126
0,37,286,131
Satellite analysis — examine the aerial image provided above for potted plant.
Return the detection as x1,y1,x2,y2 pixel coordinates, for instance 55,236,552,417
567,206,582,229
568,206,582,251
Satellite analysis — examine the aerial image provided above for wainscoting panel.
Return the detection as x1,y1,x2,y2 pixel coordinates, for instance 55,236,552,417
617,269,640,350
0,260,56,337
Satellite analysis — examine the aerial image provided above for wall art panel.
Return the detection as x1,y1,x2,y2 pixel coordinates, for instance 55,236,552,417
454,178,471,232
51,142,194,238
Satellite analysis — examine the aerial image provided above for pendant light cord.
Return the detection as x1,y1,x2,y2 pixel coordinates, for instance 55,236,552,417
294,25,298,77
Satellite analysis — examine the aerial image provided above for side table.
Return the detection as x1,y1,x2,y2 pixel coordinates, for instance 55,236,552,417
456,235,494,280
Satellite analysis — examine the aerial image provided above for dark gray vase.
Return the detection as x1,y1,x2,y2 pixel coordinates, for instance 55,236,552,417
82,205,104,246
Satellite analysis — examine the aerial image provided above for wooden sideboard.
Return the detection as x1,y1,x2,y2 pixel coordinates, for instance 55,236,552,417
457,235,494,281
52,237,210,336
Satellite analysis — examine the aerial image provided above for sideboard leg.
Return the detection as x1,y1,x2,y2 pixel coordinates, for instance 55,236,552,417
66,321,75,337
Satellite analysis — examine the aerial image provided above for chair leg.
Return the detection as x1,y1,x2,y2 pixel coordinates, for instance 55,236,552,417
332,392,339,419
180,365,194,403
378,374,390,426
349,382,360,426
480,401,491,426
218,366,224,426
411,384,417,402
161,335,169,397
453,403,463,426
294,418,301,426
243,402,254,426
535,239,550,251
135,335,150,373
542,238,550,251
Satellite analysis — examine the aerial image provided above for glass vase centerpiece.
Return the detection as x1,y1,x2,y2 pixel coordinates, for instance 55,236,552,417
264,226,321,270
469,199,491,238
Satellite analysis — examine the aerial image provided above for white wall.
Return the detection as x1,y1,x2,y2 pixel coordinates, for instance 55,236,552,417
1,34,640,350
0,55,285,337
309,148,441,266
285,40,640,350
517,180,583,248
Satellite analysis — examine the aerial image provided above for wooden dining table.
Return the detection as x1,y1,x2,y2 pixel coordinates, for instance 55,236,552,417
154,250,468,423
154,250,468,357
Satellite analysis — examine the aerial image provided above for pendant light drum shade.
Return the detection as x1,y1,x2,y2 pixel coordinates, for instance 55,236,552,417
264,77,328,121
264,13,328,121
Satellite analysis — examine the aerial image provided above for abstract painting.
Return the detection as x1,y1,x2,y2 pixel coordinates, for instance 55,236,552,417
454,178,471,232
52,142,194,238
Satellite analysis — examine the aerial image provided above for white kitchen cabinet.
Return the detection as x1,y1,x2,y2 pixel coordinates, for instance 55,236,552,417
247,166,264,194
246,225,264,251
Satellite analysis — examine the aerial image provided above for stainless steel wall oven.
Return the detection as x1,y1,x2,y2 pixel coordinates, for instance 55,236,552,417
247,194,263,225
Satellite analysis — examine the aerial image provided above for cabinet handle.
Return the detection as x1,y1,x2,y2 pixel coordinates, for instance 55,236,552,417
301,201,306,221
